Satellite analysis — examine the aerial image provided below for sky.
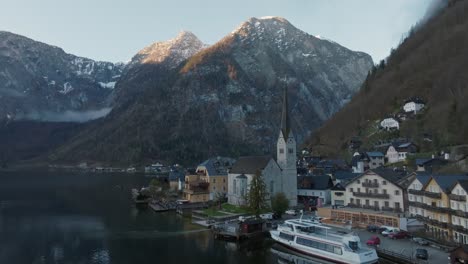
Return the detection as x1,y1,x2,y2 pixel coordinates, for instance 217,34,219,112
0,0,432,63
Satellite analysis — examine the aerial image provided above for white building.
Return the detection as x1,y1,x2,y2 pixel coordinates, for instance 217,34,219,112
385,142,419,164
380,117,399,130
227,156,282,205
403,98,425,113
449,181,468,244
297,175,334,208
227,88,297,206
345,169,407,212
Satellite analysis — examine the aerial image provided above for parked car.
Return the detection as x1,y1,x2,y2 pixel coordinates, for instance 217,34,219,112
412,237,430,246
367,225,387,233
388,231,410,239
366,236,381,246
381,227,399,236
285,209,297,216
260,213,273,220
415,248,428,260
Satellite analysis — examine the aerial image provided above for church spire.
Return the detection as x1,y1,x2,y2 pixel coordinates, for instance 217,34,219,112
280,87,291,138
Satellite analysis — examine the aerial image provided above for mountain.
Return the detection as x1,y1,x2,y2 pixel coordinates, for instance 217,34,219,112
52,17,373,166
113,31,208,105
307,0,468,157
0,31,125,121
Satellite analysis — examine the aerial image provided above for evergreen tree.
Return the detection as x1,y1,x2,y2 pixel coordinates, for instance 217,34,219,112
271,192,289,217
246,170,268,217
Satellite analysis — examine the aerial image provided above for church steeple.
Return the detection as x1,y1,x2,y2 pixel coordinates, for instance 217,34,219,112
280,87,291,138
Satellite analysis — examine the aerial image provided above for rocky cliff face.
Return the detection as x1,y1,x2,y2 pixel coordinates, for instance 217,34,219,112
0,31,125,122
54,17,373,165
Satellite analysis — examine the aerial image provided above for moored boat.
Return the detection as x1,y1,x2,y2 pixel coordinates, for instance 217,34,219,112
270,218,378,264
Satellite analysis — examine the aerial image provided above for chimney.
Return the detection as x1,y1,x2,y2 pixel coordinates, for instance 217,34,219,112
444,153,450,160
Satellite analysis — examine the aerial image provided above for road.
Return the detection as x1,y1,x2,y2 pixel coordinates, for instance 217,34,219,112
357,229,449,264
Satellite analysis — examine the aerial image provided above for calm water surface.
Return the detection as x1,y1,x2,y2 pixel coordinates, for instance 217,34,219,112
0,171,327,264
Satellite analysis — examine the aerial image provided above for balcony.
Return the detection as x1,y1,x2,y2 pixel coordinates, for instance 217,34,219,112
453,210,468,218
424,191,442,199
381,206,403,213
409,201,451,213
353,192,389,199
409,189,424,195
452,224,468,234
450,194,467,202
416,215,449,229
362,181,379,188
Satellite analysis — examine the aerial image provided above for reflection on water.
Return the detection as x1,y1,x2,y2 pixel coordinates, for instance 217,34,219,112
0,170,343,264
270,244,334,264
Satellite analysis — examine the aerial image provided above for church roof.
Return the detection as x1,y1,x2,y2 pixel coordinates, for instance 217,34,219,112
229,156,273,175
280,87,291,138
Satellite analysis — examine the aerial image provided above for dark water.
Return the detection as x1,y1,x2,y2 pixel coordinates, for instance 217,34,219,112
0,171,326,264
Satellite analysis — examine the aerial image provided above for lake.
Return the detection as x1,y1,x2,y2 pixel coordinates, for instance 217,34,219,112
0,171,325,264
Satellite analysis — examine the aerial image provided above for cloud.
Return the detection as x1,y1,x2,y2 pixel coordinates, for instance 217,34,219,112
17,108,112,123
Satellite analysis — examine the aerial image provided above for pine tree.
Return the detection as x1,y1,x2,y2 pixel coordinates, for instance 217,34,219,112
246,170,268,217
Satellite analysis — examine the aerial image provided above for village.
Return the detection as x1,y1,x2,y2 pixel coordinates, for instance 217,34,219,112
125,93,468,263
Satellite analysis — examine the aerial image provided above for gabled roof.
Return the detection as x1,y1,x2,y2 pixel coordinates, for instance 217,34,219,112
416,158,432,166
366,151,384,158
423,175,468,193
198,157,235,176
334,170,360,180
331,183,346,191
345,168,411,188
297,175,333,190
412,172,432,186
229,156,273,174
169,170,185,181
451,179,468,193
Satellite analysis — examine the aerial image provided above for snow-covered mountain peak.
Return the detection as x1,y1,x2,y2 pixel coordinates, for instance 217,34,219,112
130,31,207,68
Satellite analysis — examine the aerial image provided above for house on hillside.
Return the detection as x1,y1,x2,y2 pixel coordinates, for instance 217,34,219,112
297,175,334,210
366,152,385,169
351,152,370,173
416,158,449,172
386,142,419,164
380,117,400,130
403,97,425,114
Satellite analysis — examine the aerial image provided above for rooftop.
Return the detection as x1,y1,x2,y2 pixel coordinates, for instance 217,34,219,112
229,156,273,174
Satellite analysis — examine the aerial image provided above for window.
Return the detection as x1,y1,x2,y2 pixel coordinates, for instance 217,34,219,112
395,190,400,195
383,189,387,194
366,200,370,205
374,189,378,194
350,198,354,203
374,179,378,184
233,180,237,194
374,201,379,208
357,180,360,184
288,148,294,154
213,178,216,183
213,186,216,190
279,148,284,154
385,201,389,207
350,188,354,192
357,188,361,193
223,178,225,183
395,202,400,209
279,232,294,241
382,181,387,185
356,199,361,205
409,195,413,201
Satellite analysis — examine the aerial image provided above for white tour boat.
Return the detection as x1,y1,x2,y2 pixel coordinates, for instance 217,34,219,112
270,218,379,264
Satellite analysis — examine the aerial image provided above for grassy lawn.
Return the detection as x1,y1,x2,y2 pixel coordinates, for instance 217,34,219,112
202,208,230,217
221,203,251,214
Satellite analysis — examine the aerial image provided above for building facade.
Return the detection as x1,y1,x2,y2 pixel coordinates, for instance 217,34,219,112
408,175,468,242
345,170,405,213
450,181,468,244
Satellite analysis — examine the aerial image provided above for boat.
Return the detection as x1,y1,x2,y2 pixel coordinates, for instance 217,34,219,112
270,217,378,264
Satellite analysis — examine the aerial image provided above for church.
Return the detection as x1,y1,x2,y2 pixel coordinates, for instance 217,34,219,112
227,88,297,206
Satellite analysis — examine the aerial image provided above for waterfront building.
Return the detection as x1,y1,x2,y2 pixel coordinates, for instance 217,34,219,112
408,174,468,242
